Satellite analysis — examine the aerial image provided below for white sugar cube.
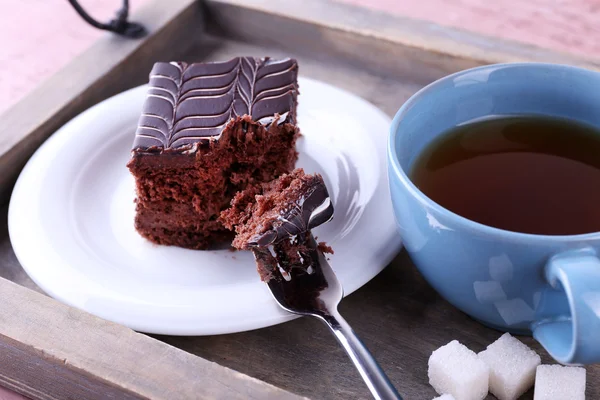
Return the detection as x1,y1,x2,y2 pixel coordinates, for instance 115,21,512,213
534,364,586,400
428,340,489,400
478,333,541,400
433,395,456,400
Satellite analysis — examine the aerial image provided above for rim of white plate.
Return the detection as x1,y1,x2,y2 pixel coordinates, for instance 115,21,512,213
8,77,402,335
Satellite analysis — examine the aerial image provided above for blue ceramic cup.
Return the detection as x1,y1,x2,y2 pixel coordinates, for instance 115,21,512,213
387,63,600,365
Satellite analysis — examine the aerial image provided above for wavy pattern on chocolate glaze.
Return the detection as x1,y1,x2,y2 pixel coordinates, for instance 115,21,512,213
132,57,298,151
247,177,334,248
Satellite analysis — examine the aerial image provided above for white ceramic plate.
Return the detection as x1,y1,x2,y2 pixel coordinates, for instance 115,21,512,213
8,77,401,335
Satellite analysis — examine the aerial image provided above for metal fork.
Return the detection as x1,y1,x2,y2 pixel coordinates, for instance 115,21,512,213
255,235,403,400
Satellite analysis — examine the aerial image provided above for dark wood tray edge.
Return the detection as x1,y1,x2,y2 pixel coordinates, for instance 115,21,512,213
0,277,306,400
0,0,599,398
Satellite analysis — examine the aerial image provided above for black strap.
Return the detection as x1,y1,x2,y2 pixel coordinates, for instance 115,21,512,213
67,0,147,38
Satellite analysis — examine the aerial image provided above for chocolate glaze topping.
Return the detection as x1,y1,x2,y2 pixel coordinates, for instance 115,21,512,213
248,179,334,248
132,57,298,152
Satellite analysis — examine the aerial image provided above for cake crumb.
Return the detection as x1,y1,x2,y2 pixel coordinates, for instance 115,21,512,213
220,169,334,281
318,242,334,254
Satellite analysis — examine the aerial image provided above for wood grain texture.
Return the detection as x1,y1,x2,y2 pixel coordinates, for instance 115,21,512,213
0,0,150,115
3,0,600,115
0,0,202,208
207,0,600,82
157,37,600,400
0,206,305,400
3,30,599,398
336,0,600,62
3,0,599,209
0,209,40,294
158,252,600,400
2,0,600,398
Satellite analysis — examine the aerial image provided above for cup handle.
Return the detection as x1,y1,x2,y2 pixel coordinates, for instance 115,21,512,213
532,248,600,364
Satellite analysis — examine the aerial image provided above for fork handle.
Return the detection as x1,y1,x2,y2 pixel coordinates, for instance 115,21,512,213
322,309,403,400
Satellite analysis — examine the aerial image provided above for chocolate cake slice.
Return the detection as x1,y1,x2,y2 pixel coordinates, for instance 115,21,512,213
220,169,334,281
127,58,300,249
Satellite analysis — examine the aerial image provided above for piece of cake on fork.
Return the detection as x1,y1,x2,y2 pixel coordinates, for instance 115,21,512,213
220,168,334,281
127,57,300,249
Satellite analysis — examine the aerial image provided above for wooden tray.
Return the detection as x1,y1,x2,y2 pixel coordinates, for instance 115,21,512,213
0,0,598,398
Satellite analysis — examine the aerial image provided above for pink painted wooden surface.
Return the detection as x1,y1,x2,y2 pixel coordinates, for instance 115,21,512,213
0,0,599,399
0,0,146,115
1,0,600,115
336,0,600,60
0,390,27,400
